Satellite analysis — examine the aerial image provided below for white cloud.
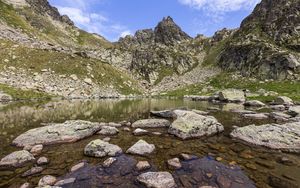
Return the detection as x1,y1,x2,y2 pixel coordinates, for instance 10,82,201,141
52,0,130,41
179,0,260,13
120,30,132,38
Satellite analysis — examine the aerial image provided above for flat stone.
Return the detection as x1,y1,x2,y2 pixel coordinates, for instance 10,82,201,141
97,126,119,135
150,110,176,118
133,128,149,136
231,122,300,152
132,119,171,128
126,140,155,156
136,161,151,171
243,113,269,119
22,166,44,177
103,157,117,167
137,172,176,188
37,157,49,165
167,158,182,170
55,178,76,186
0,150,35,168
38,175,57,186
168,110,224,139
70,162,85,172
13,120,102,147
244,100,265,107
84,139,122,157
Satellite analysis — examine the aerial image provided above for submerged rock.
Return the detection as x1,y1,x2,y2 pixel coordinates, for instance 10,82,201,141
132,119,171,128
84,139,122,158
133,128,149,136
0,150,35,168
150,110,176,118
22,166,44,177
231,122,300,152
218,89,245,103
137,172,176,188
97,126,119,135
12,120,102,147
168,110,224,139
126,140,155,156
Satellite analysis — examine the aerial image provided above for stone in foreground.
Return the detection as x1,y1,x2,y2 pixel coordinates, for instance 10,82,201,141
132,119,171,128
231,122,300,152
0,150,35,168
126,140,155,156
84,139,122,157
218,89,245,103
97,126,119,135
12,120,102,147
137,172,176,188
168,110,224,139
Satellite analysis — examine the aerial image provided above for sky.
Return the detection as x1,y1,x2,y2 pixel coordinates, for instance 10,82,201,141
48,0,261,42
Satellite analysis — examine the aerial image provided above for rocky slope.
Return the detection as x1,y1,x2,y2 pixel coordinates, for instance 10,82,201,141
218,0,300,80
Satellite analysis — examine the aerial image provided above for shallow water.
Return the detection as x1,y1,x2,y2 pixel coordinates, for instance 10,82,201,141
0,99,299,188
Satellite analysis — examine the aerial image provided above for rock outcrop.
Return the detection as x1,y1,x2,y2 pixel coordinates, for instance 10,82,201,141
231,122,300,152
12,120,102,147
168,110,224,139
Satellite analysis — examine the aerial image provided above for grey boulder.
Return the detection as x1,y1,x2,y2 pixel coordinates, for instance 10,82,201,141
126,140,155,156
12,120,102,147
0,150,35,168
168,110,224,139
84,139,122,157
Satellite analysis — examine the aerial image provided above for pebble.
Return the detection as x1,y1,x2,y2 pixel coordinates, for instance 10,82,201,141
136,161,151,171
167,158,182,170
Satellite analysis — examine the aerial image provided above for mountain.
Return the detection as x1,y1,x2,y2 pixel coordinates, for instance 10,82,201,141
0,0,299,99
218,0,300,80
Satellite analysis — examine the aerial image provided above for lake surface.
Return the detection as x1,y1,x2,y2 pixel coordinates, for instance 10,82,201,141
0,99,299,188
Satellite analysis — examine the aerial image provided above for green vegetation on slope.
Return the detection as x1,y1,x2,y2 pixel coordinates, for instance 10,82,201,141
0,39,141,95
163,72,300,102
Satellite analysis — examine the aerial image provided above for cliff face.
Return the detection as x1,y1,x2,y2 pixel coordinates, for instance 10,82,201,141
218,0,300,80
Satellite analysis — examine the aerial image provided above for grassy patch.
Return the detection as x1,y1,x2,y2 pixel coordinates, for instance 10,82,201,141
0,83,52,100
163,72,300,102
0,39,141,95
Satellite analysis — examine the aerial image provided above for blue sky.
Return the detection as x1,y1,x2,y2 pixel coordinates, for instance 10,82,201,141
48,0,261,41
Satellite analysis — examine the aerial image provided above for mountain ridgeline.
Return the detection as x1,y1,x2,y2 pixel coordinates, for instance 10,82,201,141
0,0,299,98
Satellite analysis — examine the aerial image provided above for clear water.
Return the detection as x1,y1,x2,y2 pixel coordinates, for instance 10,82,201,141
0,99,299,188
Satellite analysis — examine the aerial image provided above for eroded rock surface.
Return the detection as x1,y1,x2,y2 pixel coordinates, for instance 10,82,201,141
12,120,102,147
231,122,300,152
168,110,224,139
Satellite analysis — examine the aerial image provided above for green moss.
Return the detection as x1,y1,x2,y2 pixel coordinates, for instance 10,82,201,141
0,83,52,100
154,66,174,85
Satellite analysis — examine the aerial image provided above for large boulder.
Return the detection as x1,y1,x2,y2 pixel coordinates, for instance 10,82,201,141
218,89,245,102
12,120,102,147
137,172,176,188
132,119,171,128
84,139,122,158
126,140,155,156
168,110,224,139
231,122,300,152
0,150,35,168
288,106,300,117
275,96,294,105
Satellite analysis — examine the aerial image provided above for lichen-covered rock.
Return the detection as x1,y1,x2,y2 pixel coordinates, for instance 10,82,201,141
126,140,155,156
137,172,176,188
84,139,122,157
231,122,300,152
218,89,245,102
12,120,102,147
97,126,119,135
0,150,35,168
132,119,171,128
168,110,224,139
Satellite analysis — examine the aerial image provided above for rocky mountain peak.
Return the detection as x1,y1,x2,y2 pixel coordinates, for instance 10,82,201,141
25,0,74,26
154,16,191,45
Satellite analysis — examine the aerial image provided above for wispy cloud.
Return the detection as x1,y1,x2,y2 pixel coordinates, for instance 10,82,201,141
178,0,260,13
51,0,131,41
